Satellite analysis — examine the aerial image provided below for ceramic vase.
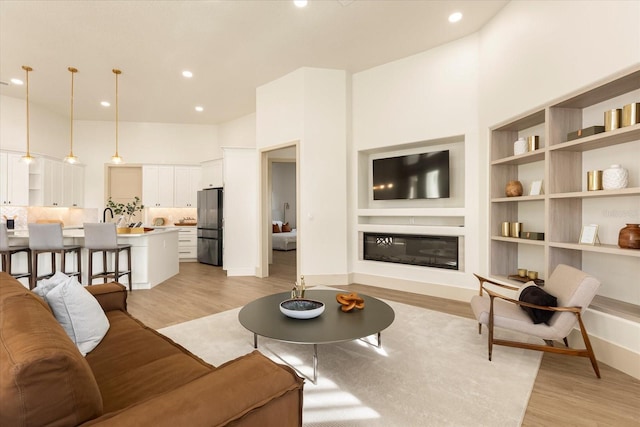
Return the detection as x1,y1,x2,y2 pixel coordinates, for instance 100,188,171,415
513,138,527,156
618,224,640,249
602,164,628,190
505,180,523,197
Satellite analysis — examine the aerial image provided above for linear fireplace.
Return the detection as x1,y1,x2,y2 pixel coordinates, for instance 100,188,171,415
363,233,459,270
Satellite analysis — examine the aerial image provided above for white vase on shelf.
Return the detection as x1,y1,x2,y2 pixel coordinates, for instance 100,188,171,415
602,164,628,190
513,137,527,156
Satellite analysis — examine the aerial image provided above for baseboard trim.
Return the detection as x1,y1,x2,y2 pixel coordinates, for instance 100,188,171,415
226,267,256,277
305,274,350,286
350,272,476,302
569,330,640,380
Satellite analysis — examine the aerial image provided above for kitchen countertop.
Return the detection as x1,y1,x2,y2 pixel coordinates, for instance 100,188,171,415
7,227,178,239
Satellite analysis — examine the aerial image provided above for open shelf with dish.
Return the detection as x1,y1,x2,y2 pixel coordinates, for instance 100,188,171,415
489,67,640,317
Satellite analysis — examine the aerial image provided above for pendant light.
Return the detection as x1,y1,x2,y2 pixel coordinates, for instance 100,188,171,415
21,65,34,164
111,68,123,164
64,67,79,164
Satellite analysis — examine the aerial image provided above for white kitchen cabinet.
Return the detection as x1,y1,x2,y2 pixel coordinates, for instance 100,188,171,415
174,166,201,208
176,226,197,261
29,158,64,207
63,163,85,208
142,165,174,207
0,151,29,206
201,159,223,189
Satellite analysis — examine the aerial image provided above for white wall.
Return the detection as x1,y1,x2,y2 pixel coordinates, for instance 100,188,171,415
0,95,68,157
256,67,348,283
218,113,256,152
222,147,258,276
350,34,480,292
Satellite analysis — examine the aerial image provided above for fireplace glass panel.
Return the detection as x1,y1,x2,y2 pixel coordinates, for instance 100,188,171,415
363,233,458,270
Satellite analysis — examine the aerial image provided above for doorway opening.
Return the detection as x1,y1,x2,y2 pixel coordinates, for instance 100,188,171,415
259,142,299,281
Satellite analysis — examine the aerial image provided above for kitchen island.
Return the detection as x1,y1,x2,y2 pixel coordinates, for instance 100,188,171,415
7,228,179,290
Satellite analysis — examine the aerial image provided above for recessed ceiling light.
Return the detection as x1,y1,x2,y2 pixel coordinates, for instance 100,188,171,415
195,106,204,112
100,101,111,107
10,78,23,85
182,70,193,78
294,0,307,8
448,12,463,23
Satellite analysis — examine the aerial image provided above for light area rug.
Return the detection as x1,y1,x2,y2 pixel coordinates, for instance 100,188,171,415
159,296,541,427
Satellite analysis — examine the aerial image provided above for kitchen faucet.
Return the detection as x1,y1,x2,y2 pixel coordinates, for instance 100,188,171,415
103,207,114,223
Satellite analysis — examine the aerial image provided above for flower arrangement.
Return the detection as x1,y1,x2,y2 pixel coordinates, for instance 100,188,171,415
106,196,144,226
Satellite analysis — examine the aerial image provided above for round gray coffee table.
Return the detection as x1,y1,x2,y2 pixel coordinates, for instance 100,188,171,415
238,289,395,383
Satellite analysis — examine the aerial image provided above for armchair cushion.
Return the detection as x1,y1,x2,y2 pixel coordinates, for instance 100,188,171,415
517,283,557,324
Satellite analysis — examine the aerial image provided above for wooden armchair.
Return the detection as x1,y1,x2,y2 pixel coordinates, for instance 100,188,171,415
470,264,601,378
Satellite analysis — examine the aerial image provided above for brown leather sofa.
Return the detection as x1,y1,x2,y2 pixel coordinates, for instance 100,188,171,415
0,272,304,426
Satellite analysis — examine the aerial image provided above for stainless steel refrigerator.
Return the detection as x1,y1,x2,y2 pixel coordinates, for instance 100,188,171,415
197,188,223,266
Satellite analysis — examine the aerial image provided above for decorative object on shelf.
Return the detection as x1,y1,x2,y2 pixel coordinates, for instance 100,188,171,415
604,108,622,131
21,65,35,164
567,126,605,141
513,137,527,156
621,103,639,127
602,164,629,190
586,170,603,191
517,268,527,278
279,299,325,319
505,180,523,197
508,274,545,286
527,271,539,280
522,231,545,240
111,69,123,164
579,224,600,245
618,224,640,249
509,222,522,238
526,135,539,151
336,292,365,312
529,180,543,196
64,67,79,164
501,222,510,237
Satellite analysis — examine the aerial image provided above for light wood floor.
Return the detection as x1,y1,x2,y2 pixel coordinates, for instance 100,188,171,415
127,251,640,426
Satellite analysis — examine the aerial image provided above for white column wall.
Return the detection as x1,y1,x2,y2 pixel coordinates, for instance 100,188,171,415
222,147,258,276
350,34,480,292
256,67,348,283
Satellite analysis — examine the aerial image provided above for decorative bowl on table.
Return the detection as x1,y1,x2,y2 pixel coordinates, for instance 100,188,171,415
280,299,325,319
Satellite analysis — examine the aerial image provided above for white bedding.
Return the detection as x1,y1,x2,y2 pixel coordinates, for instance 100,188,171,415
272,229,297,251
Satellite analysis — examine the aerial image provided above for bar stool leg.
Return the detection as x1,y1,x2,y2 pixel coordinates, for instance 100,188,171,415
75,248,82,284
87,249,93,285
103,251,108,284
27,250,33,289
126,247,132,292
114,249,120,286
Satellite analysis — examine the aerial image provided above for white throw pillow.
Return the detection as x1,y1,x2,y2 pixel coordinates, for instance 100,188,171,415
33,271,70,298
44,275,110,356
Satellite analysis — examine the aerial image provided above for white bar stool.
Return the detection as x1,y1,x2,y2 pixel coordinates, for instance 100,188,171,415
28,223,82,289
1,224,33,288
84,223,132,291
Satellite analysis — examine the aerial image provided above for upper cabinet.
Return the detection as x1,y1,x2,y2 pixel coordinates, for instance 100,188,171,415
0,152,29,206
63,163,85,208
142,165,175,208
143,164,201,208
201,159,223,189
174,166,201,208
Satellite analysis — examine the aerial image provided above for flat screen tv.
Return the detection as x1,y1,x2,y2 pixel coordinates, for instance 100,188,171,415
373,150,450,200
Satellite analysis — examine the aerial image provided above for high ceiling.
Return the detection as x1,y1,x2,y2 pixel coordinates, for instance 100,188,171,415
0,0,507,125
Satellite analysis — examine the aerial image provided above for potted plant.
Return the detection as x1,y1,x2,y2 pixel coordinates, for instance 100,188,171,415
106,196,144,228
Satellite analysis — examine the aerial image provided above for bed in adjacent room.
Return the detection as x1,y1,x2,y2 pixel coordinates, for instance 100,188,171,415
272,221,296,251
